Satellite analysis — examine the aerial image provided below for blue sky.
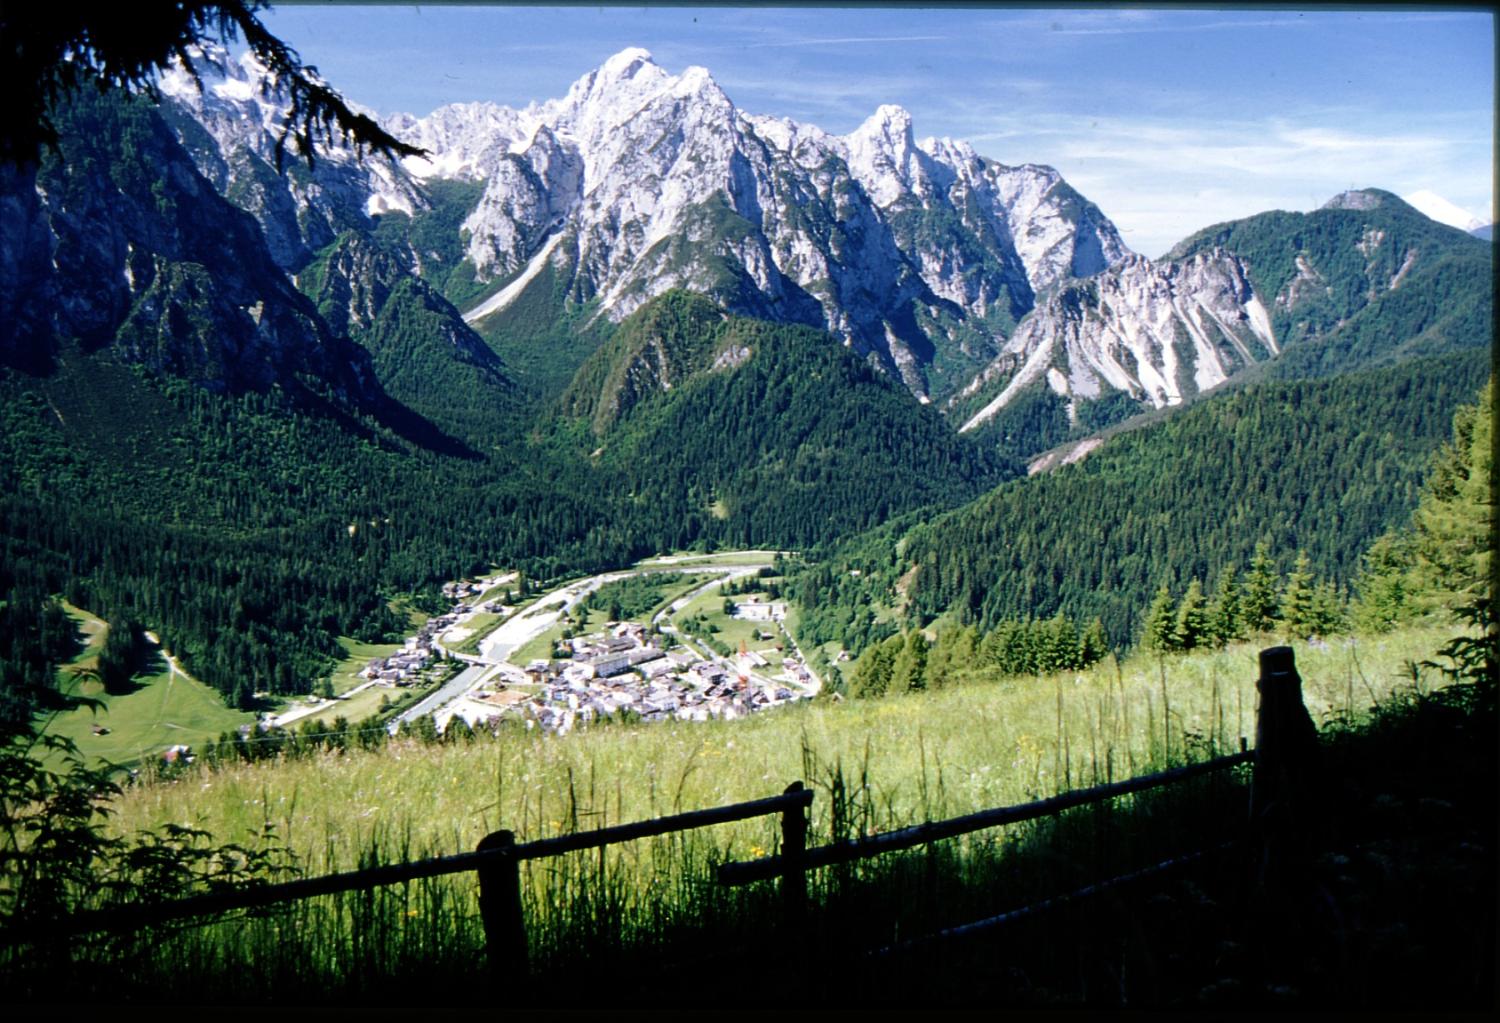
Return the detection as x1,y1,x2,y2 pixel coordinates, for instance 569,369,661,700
259,4,1495,257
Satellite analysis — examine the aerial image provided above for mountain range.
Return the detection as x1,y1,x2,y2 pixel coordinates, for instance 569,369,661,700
0,45,1491,701
162,47,1492,437
6,44,1487,451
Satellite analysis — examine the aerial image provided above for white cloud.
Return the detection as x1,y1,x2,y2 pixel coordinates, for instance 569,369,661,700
948,110,1493,256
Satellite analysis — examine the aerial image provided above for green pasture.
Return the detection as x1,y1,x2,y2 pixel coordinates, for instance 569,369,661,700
39,605,251,767
324,638,404,697
671,589,785,657
46,652,254,770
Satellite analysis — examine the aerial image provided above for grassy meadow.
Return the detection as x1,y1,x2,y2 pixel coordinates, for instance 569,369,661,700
16,619,1487,1007
637,550,783,568
110,625,1448,865
41,605,254,768
323,637,404,696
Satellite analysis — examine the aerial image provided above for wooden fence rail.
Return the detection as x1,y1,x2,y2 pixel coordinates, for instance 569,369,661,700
717,749,1252,886
46,785,813,940
476,781,812,968
36,646,1316,974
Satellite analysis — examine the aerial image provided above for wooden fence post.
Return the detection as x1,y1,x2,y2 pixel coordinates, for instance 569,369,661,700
781,781,808,928
1249,645,1319,890
476,830,527,978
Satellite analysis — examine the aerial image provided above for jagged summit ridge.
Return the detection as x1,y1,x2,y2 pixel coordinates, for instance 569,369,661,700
372,48,1131,399
956,248,1279,432
158,43,425,270
169,46,1453,419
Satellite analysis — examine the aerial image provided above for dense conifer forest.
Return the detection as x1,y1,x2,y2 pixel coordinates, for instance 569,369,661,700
787,348,1491,657
0,286,1005,721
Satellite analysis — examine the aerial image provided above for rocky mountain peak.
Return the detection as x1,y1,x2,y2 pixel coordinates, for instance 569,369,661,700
550,48,671,124
918,136,982,172
844,105,927,207
150,44,1142,405
596,46,664,85
390,102,527,181
853,104,916,145
1321,188,1393,212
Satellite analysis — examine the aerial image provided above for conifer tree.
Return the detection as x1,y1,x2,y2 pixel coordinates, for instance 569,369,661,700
889,631,930,692
1279,552,1317,639
97,617,145,695
1143,584,1179,652
1013,619,1043,674
1353,531,1414,632
412,713,440,743
978,623,1010,670
1306,580,1347,638
1243,541,1281,633
1080,618,1109,666
1409,380,1492,613
1350,383,1492,629
1041,611,1081,673
925,625,977,689
850,633,902,698
443,715,475,743
1207,566,1245,647
1173,578,1209,651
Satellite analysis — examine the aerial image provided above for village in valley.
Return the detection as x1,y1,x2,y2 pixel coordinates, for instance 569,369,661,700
344,556,821,738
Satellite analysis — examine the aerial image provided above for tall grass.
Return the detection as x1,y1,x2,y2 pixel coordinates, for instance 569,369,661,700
19,625,1460,1004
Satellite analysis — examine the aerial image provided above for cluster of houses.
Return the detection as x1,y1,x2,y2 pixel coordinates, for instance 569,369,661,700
441,579,509,609
437,580,510,621
444,622,813,736
361,638,438,685
361,578,510,685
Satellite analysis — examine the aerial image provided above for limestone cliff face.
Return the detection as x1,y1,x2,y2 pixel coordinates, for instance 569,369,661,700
158,45,425,274
1,86,377,401
378,49,1130,402
955,249,1279,431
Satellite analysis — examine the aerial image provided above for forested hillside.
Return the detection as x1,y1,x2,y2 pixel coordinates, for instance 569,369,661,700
564,291,1015,546
1169,190,1492,380
0,285,1007,722
0,352,631,716
789,348,1492,654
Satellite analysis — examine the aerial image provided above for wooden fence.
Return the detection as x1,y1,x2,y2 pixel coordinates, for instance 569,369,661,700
41,645,1320,969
